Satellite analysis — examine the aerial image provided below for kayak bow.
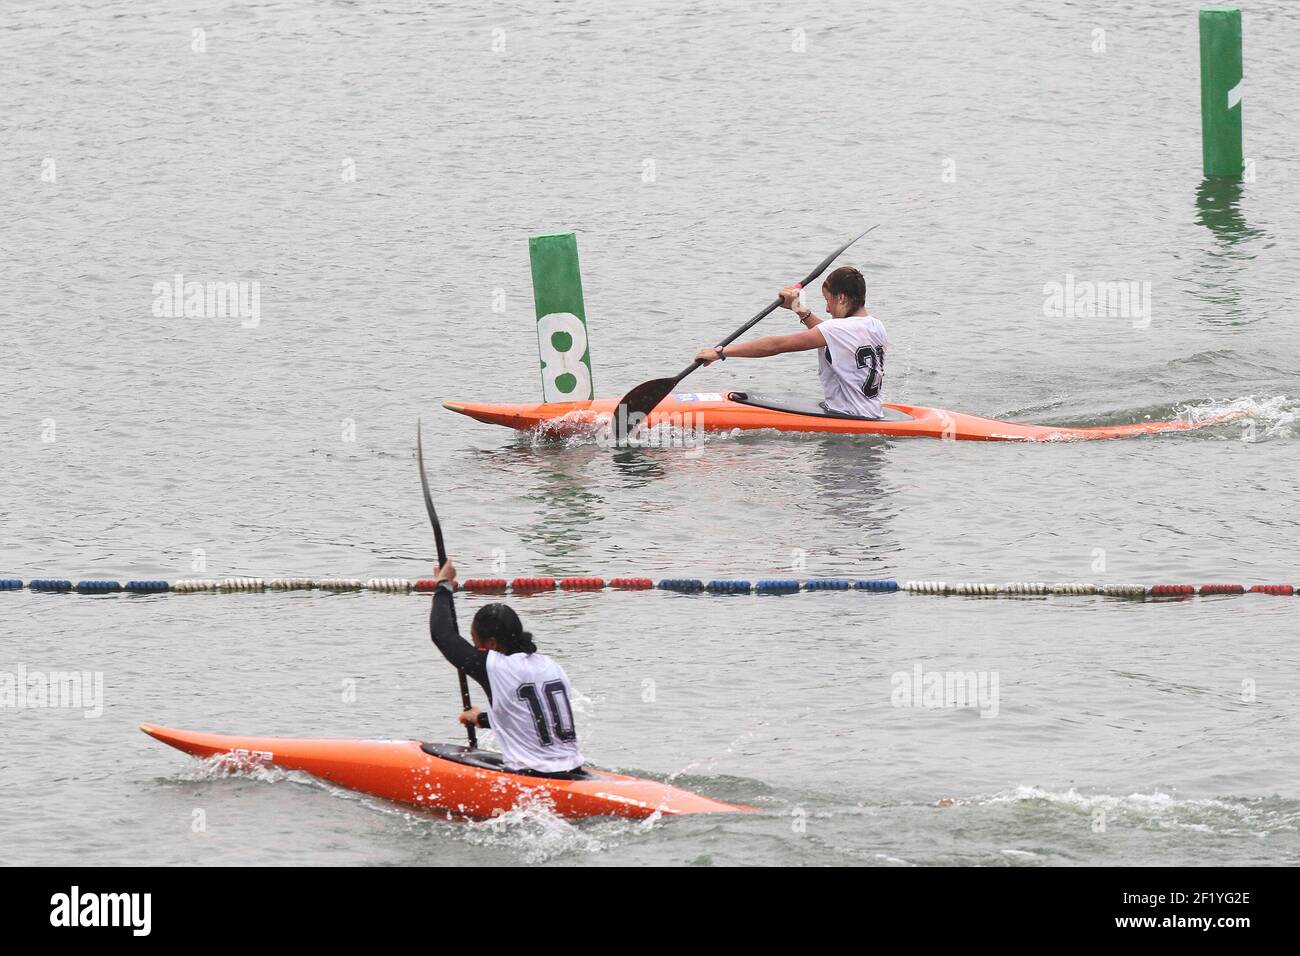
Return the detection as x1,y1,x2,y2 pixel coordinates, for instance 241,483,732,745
141,724,751,819
443,390,1244,442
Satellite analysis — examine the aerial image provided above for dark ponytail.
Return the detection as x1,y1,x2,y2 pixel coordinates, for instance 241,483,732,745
472,603,537,654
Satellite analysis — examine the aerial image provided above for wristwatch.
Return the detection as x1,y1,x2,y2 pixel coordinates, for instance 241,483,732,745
796,308,813,323
714,346,726,361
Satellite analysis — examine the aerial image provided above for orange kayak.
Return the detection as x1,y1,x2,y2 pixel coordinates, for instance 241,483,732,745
443,390,1243,442
140,724,750,819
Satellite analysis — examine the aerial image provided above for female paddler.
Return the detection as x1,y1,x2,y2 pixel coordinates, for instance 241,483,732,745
428,559,585,774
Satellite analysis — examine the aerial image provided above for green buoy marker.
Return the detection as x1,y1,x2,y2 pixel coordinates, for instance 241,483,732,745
529,232,594,402
1199,7,1243,178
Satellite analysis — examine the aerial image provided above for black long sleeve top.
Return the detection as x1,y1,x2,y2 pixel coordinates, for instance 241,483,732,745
429,582,492,705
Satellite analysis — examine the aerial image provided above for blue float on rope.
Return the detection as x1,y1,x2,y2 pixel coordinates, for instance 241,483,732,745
755,579,801,594
658,578,704,592
806,578,850,591
706,579,752,593
76,580,123,593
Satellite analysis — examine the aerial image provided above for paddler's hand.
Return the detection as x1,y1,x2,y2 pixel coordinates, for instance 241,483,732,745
777,284,803,312
458,707,483,728
695,346,723,365
435,559,457,588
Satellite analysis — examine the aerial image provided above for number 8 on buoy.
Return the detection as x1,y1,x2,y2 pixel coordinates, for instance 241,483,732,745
537,311,593,401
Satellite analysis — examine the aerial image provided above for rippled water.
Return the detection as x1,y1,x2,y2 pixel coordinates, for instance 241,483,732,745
2,0,1298,866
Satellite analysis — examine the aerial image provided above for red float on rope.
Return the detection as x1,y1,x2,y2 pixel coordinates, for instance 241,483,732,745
560,577,605,591
511,577,557,591
1198,583,1245,595
414,579,439,592
1249,584,1295,596
462,578,509,592
609,577,655,589
1149,584,1195,597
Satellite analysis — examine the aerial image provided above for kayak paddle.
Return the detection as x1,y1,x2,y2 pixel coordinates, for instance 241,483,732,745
614,225,880,420
416,419,477,749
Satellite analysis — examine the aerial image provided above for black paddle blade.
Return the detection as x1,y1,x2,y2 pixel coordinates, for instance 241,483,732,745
615,376,682,423
416,419,447,565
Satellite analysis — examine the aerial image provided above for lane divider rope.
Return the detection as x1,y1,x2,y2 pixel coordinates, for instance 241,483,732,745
4,577,1296,600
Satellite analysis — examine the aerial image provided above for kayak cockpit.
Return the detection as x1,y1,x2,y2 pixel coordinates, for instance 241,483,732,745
727,391,914,423
420,742,595,780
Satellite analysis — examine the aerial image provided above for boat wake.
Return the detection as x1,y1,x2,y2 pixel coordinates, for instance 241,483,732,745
980,785,1300,837
1008,394,1293,440
1201,394,1297,440
179,752,299,786
457,793,650,863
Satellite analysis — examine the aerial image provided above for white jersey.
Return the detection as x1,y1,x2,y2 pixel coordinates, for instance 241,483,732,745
485,650,584,773
816,314,888,418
